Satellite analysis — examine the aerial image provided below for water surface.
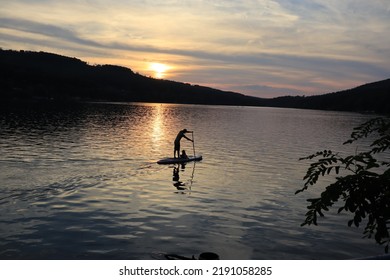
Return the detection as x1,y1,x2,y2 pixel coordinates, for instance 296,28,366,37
0,102,382,259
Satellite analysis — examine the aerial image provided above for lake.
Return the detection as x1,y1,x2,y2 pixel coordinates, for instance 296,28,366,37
0,102,382,259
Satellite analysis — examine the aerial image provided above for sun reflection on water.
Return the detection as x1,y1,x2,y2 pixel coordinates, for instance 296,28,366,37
151,105,164,145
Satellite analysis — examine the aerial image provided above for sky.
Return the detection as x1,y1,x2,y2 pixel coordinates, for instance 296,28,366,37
1,0,390,98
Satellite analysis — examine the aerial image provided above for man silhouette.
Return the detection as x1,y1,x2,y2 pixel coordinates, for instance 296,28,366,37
174,129,193,158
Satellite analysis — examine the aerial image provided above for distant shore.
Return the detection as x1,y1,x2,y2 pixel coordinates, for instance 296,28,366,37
1,49,389,114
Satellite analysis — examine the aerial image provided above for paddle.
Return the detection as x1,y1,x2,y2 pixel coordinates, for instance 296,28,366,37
191,131,196,157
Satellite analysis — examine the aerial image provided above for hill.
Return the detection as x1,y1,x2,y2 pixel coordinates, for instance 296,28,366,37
268,79,390,114
0,49,266,106
1,49,389,114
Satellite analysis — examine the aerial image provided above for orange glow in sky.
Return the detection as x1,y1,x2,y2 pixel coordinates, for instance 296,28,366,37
1,1,389,98
149,63,170,79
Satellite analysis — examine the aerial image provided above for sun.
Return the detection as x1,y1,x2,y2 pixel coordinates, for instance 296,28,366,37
149,62,169,79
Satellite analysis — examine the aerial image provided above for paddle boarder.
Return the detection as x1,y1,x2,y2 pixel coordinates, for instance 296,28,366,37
174,129,193,158
180,150,189,159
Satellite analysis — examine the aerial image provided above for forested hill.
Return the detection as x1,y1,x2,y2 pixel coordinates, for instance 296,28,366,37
0,49,266,106
270,79,390,114
1,49,389,114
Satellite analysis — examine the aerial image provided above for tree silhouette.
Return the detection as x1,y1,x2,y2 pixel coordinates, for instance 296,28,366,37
297,117,390,253
1,49,389,113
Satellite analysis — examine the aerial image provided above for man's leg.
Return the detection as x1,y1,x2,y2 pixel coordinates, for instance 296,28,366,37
174,143,180,158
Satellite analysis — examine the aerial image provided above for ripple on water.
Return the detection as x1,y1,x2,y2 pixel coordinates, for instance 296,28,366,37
0,103,382,259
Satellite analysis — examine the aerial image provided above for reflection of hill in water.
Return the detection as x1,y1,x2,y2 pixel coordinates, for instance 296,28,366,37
1,49,389,114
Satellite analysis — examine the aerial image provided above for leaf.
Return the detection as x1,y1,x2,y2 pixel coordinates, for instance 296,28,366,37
322,205,329,211
354,215,361,227
295,189,303,195
313,214,317,226
296,117,390,253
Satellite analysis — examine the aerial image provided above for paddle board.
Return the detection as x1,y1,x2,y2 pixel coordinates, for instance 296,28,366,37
157,155,202,164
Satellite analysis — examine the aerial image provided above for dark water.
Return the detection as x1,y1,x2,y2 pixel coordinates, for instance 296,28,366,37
0,102,382,259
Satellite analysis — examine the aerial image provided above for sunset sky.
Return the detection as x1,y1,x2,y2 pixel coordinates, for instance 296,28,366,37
1,0,389,98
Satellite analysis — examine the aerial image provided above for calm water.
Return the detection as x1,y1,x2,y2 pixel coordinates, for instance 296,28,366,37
0,102,382,259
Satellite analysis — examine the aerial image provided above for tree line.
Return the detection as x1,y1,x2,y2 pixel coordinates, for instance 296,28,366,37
1,49,389,114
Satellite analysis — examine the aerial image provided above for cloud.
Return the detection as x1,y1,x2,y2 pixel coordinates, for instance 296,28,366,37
5,16,384,76
1,0,389,97
229,84,304,98
0,17,102,48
